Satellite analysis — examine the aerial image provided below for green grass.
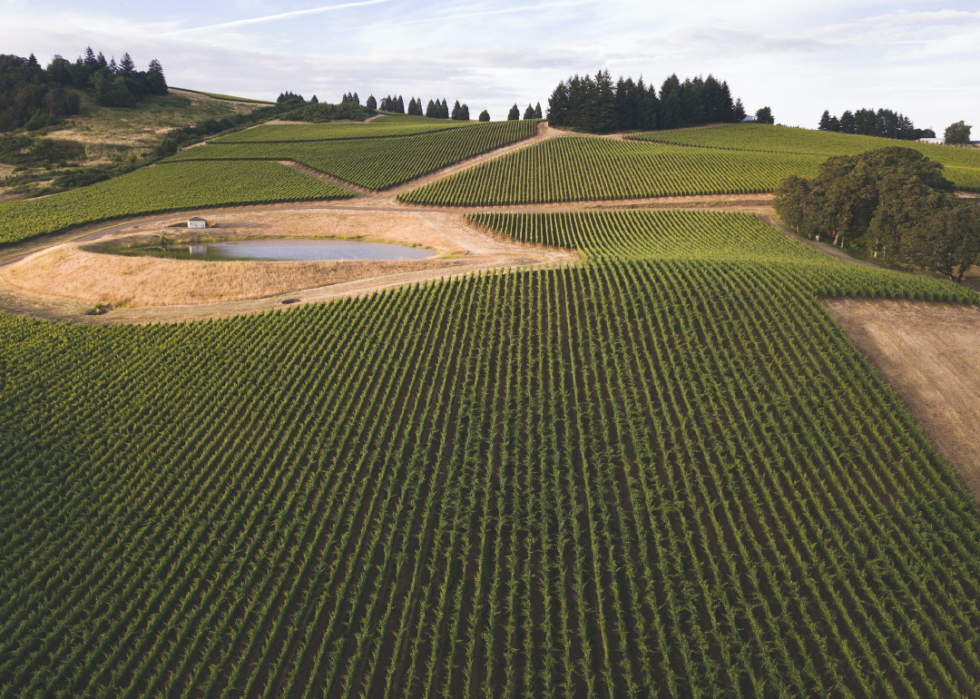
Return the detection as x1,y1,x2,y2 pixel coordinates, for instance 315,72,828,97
2,209,980,697
169,120,540,189
628,124,980,191
0,161,352,245
400,136,824,205
212,116,474,143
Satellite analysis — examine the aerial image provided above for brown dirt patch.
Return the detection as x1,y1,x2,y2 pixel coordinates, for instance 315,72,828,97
825,299,980,500
1,207,575,319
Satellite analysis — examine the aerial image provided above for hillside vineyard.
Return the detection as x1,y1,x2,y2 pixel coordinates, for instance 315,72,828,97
2,211,979,698
169,120,540,190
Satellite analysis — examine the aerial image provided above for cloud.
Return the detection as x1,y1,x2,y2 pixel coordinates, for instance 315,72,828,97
166,0,395,35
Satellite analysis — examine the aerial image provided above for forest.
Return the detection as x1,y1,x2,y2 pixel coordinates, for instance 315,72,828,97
818,108,934,141
547,70,746,133
0,48,168,131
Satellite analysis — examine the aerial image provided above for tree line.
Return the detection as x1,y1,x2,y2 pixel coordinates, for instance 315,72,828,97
547,71,754,133
817,108,935,141
0,48,167,131
774,147,980,283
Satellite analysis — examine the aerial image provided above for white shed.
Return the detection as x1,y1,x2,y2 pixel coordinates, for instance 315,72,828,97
188,217,207,229
918,137,944,145
742,115,757,123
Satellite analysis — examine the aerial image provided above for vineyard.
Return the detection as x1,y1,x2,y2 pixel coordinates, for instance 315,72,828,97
171,120,540,190
213,115,473,143
399,137,824,205
0,161,352,246
2,209,980,698
628,124,980,191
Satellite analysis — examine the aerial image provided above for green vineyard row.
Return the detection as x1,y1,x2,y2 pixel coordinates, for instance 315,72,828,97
2,211,979,697
0,161,352,246
170,120,540,190
213,115,474,143
399,136,824,205
628,124,980,190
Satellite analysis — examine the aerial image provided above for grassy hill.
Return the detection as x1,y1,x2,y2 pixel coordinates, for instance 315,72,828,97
0,90,265,199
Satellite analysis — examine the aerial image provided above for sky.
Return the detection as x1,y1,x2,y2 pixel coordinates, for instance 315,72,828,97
2,0,978,131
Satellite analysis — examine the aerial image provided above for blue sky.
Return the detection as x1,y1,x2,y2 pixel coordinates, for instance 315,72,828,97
2,1,978,131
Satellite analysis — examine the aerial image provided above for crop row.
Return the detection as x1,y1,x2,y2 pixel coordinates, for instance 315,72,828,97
627,124,980,190
169,120,540,190
213,115,474,143
399,136,824,205
0,161,352,246
473,209,980,303
2,210,979,697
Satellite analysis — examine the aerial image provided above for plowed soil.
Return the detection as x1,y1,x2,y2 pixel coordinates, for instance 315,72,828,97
825,299,980,500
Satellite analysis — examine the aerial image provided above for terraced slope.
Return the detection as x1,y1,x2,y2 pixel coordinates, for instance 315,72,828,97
171,120,540,189
628,124,980,191
399,137,824,205
2,211,979,698
0,161,352,246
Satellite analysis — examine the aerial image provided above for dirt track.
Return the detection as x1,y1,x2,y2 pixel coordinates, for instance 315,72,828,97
825,299,980,501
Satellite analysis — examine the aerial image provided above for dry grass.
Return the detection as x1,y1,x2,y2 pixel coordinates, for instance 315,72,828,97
4,245,454,306
825,299,980,500
3,210,469,307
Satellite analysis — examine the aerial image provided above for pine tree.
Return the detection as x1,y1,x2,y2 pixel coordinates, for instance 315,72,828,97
84,47,98,67
27,54,38,68
310,95,319,104
119,52,135,75
353,92,359,106
819,110,833,131
366,94,377,109
508,103,520,120
734,98,746,121
108,57,118,74
658,74,681,129
534,102,542,119
451,100,461,120
97,51,108,68
396,96,404,113
523,103,535,119
460,104,470,120
441,98,449,119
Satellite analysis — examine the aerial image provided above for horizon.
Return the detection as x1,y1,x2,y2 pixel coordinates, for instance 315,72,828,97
2,1,978,131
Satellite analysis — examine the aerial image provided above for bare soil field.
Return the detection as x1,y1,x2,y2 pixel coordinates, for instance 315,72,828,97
825,299,980,499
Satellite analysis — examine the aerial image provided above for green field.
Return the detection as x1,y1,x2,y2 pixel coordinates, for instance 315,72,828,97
0,161,352,245
628,124,980,191
2,210,979,698
213,115,473,143
169,120,540,189
400,137,823,205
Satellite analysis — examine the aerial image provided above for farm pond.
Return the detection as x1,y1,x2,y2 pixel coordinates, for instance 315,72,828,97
100,238,436,262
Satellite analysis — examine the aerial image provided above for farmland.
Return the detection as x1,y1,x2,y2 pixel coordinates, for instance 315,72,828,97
169,119,540,189
3,207,980,697
628,124,980,191
212,115,474,143
0,161,352,245
399,137,823,205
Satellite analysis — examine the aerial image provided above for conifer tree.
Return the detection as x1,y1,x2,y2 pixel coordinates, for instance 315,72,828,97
366,94,377,109
396,95,404,113
441,98,449,119
523,103,535,119
534,102,542,119
479,109,490,122
508,103,520,120
426,99,436,118
451,100,461,120
119,52,135,75
460,104,470,120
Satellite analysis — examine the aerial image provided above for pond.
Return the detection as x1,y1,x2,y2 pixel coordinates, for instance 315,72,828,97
107,238,435,261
